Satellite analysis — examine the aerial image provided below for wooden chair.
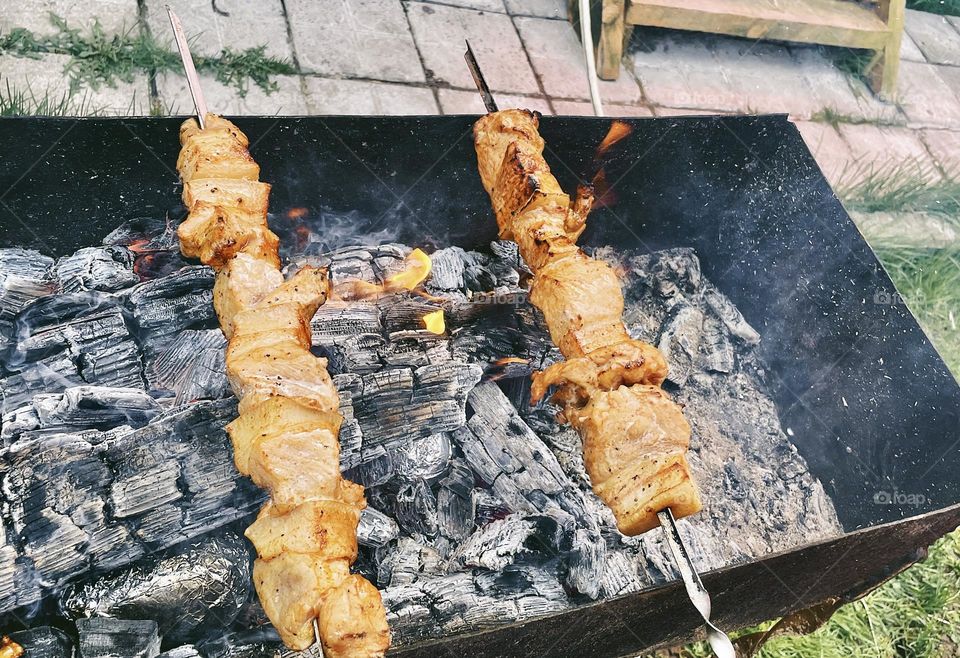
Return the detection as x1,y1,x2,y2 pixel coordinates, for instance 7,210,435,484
590,0,906,99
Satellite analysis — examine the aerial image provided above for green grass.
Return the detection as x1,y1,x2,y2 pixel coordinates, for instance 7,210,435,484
0,79,99,116
0,13,295,97
907,0,960,16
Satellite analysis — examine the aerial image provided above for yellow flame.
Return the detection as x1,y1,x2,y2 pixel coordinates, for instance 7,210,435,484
386,248,432,291
423,309,445,334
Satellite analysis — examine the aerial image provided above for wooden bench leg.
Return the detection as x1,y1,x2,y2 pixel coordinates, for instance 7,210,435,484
868,0,906,100
597,0,626,81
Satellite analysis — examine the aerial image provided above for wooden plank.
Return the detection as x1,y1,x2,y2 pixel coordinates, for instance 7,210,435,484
626,0,891,50
868,0,906,98
598,0,627,80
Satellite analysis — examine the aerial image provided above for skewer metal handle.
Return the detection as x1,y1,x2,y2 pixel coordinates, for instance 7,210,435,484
658,508,736,658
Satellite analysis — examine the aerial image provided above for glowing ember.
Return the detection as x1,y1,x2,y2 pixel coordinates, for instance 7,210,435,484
422,309,445,334
386,248,432,291
286,206,309,219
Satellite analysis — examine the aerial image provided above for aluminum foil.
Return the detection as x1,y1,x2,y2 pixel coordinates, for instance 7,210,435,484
59,532,251,646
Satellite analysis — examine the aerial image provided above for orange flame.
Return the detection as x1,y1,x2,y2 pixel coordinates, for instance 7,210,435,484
422,309,445,334
333,248,433,301
385,248,432,291
492,357,529,366
286,206,309,219
595,120,633,160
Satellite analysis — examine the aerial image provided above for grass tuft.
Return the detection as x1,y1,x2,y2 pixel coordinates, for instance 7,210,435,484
907,0,960,16
0,13,295,97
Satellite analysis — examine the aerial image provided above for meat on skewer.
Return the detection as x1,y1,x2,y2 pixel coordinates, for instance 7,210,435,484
473,109,702,534
176,113,391,657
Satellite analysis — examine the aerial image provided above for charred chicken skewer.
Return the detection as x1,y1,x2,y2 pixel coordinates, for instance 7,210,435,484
470,102,701,535
168,10,389,657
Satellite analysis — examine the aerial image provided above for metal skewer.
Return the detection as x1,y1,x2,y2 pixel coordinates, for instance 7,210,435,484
464,41,498,114
463,51,735,658
166,5,209,129
658,509,736,658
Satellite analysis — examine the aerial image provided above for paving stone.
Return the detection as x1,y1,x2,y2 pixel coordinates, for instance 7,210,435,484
837,122,941,183
504,0,566,18
849,210,960,248
896,61,960,128
0,54,150,115
900,31,926,63
718,66,821,118
514,16,641,102
920,128,960,174
156,72,309,116
632,63,749,113
551,101,653,117
144,0,294,60
437,88,552,115
792,120,856,187
286,0,425,82
303,77,438,115
628,28,720,73
0,0,138,37
420,0,506,10
406,1,540,94
904,8,960,66
936,64,960,96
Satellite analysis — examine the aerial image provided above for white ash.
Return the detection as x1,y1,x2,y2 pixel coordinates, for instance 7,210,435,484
0,239,840,654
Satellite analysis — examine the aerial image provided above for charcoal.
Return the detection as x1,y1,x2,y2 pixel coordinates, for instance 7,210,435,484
103,216,179,253
146,330,228,402
598,551,642,597
436,460,476,541
357,506,399,547
344,445,393,488
2,295,143,408
565,528,605,599
393,479,439,538
474,564,567,602
381,584,441,645
0,248,55,324
474,490,512,526
76,619,160,658
157,647,200,658
387,432,451,482
381,299,444,334
699,315,735,373
123,266,216,344
702,283,761,345
311,301,381,343
9,626,74,658
55,247,139,293
351,365,480,447
109,462,183,518
427,247,466,291
629,246,702,300
656,303,704,387
60,532,250,646
454,383,572,513
33,386,160,430
450,514,542,571
377,537,444,587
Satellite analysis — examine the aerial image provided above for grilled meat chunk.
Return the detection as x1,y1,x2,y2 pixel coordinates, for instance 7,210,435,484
474,109,702,535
